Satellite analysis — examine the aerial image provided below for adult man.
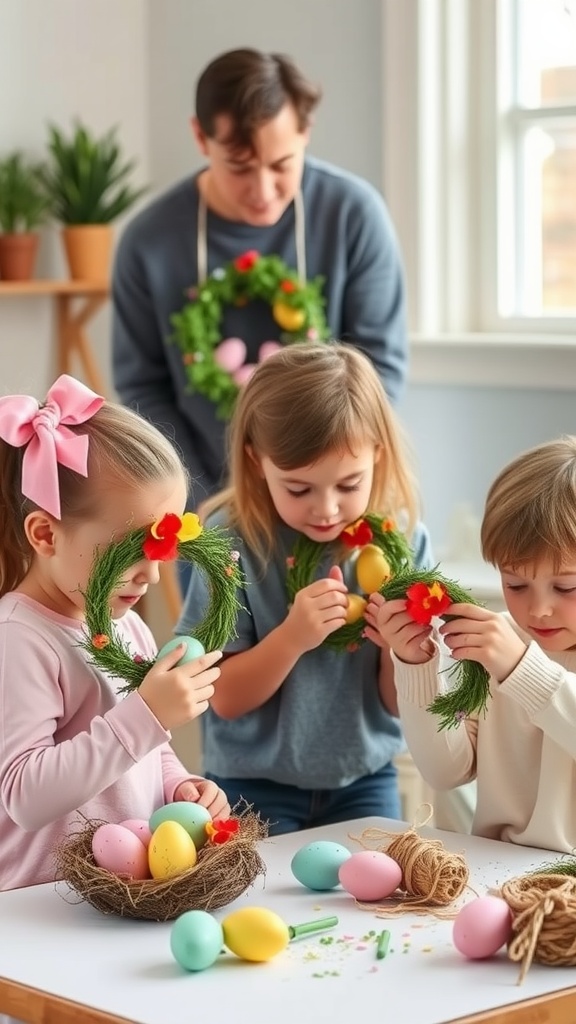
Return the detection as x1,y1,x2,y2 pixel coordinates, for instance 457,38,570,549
112,47,408,503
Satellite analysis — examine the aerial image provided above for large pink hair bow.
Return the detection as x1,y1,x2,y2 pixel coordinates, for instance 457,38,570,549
0,374,104,519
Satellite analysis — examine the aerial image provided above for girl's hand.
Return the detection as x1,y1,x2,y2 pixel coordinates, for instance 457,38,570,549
438,602,527,681
138,645,222,731
284,565,348,653
173,779,231,819
364,592,435,664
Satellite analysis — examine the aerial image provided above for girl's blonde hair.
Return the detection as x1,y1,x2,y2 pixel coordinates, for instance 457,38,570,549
204,342,420,560
481,435,576,571
0,401,186,597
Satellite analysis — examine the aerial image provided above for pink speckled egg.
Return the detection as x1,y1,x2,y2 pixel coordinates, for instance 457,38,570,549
233,363,257,386
338,850,402,901
118,818,152,846
258,341,283,362
453,896,513,959
214,337,247,372
92,823,150,879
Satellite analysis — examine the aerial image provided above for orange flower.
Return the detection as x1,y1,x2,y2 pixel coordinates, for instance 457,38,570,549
92,634,110,649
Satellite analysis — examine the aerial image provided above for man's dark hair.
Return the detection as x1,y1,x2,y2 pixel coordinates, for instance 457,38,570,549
195,48,322,152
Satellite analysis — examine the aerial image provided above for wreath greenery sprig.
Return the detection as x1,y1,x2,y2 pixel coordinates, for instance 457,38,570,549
170,249,331,418
285,513,491,730
80,512,244,694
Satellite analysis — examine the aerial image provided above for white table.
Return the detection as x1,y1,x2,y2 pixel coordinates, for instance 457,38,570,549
0,818,575,1024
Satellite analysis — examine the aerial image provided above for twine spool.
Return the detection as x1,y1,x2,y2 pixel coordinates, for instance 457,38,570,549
500,873,576,985
349,805,470,917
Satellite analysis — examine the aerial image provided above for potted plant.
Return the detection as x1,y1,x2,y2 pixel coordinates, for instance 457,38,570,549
0,152,50,281
40,121,147,283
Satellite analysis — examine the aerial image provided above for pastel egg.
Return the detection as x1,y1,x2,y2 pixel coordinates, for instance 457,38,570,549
214,337,247,372
356,545,392,594
291,841,351,890
118,818,152,846
258,341,283,362
338,850,402,901
148,820,197,879
170,910,224,972
149,801,211,850
91,823,150,879
345,593,367,624
233,363,257,386
453,896,513,959
156,635,205,666
222,906,290,962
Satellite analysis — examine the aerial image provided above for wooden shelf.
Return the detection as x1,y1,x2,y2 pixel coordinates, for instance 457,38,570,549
0,278,109,394
0,279,108,296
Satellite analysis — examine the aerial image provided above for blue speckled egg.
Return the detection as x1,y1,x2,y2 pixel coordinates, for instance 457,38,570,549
170,910,223,972
291,840,352,890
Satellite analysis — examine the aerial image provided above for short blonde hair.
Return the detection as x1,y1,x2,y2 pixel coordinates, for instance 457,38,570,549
205,342,420,560
481,435,576,571
0,401,186,596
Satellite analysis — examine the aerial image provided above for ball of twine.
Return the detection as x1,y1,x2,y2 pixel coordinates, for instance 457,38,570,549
55,802,268,922
499,873,576,985
350,805,470,918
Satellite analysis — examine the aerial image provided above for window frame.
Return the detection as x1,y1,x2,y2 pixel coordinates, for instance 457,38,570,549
381,0,576,351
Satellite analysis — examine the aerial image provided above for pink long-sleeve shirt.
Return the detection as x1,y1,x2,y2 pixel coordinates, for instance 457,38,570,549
0,593,196,890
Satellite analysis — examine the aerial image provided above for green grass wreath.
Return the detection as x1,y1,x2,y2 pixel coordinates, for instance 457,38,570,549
286,513,491,730
80,512,244,694
170,250,331,418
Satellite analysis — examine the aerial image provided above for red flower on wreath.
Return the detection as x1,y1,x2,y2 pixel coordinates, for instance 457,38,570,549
142,512,203,561
280,279,298,293
234,250,259,272
205,818,240,845
339,518,374,549
405,581,451,625
92,633,110,649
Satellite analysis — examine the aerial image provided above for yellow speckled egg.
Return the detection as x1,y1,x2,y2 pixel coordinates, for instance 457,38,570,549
148,820,197,879
356,545,392,594
345,593,367,625
222,907,290,962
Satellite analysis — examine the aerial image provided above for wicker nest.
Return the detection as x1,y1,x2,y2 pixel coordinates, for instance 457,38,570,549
55,805,268,922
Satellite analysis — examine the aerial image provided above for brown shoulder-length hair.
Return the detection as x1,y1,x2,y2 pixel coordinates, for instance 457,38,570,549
0,401,186,597
481,435,576,572
195,48,321,152
203,342,420,563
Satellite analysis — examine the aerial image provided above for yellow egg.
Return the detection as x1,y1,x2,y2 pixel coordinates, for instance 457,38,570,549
356,544,392,594
148,820,197,879
222,907,290,962
272,301,306,332
345,593,367,624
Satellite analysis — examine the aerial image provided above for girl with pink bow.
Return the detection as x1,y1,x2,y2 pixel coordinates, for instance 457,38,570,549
0,375,229,892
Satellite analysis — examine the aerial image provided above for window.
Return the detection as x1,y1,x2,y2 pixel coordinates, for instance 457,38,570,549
382,0,576,341
498,0,576,319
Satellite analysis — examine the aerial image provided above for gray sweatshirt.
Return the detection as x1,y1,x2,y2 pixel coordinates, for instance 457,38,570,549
112,157,408,501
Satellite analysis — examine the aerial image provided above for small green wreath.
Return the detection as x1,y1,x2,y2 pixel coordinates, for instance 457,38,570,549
80,512,244,694
285,513,491,729
170,249,330,418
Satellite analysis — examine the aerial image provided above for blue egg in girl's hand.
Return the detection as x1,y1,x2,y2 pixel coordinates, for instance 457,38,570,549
156,635,205,666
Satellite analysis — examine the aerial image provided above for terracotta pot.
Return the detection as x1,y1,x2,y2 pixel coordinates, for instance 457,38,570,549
0,232,40,281
62,224,112,283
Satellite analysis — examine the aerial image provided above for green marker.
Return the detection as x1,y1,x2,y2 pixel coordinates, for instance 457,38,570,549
376,929,391,960
288,916,339,940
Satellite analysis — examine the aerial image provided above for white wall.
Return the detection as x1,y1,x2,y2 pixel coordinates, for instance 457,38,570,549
0,0,149,396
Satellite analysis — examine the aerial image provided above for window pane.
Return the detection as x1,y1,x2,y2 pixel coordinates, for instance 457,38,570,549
518,0,576,106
